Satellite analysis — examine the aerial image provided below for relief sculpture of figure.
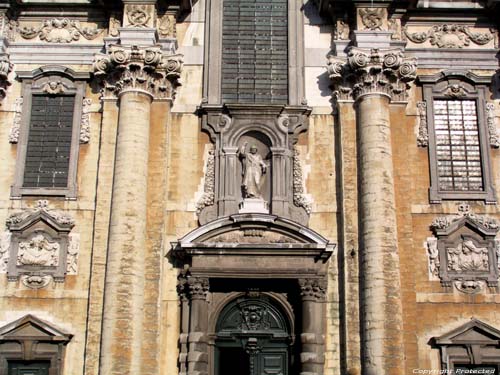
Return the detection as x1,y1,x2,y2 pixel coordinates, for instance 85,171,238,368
238,142,267,199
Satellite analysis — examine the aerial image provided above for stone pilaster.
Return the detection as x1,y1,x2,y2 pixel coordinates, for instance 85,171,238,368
298,278,326,375
94,45,181,375
186,277,210,375
327,48,417,375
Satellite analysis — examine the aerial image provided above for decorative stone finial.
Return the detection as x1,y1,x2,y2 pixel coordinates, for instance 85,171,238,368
327,47,417,102
93,45,183,100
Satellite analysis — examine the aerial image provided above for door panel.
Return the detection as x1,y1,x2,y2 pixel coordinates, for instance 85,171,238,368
259,351,287,375
8,361,50,375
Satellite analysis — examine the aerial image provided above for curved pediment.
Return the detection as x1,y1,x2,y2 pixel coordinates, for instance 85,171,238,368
171,214,335,262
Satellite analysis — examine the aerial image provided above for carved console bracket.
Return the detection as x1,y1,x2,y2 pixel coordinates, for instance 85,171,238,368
327,47,417,102
93,45,183,100
426,204,499,293
3,200,79,288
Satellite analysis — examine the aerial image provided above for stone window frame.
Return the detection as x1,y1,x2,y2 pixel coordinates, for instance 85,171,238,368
0,314,72,375
431,319,500,371
419,70,496,204
11,66,90,199
203,0,305,105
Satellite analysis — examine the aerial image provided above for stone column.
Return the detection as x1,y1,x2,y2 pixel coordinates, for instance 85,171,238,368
298,278,327,375
328,48,417,375
187,277,210,375
93,45,182,375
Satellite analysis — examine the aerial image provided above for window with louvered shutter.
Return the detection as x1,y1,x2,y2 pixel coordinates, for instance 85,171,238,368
221,0,288,103
22,95,75,189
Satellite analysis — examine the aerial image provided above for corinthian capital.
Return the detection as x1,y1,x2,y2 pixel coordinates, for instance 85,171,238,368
93,45,183,100
327,47,417,102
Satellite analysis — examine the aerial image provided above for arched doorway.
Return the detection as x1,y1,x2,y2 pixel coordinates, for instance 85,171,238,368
215,296,292,375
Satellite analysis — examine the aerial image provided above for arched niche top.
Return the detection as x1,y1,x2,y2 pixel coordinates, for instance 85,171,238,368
171,213,335,263
17,65,91,83
216,295,291,338
418,70,492,86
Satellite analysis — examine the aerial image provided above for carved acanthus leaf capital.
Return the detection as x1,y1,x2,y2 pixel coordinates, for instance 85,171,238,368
298,278,327,302
327,47,417,102
187,276,209,300
93,45,183,100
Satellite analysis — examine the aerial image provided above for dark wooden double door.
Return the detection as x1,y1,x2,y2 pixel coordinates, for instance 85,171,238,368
8,361,49,375
218,345,287,375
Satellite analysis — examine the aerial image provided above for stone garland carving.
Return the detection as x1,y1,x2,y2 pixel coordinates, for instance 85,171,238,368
417,101,428,147
426,237,440,279
359,8,384,31
19,19,103,43
298,278,327,301
67,233,79,275
334,19,349,40
293,147,312,214
93,45,183,100
80,98,91,144
388,18,402,40
485,103,500,148
158,14,176,38
327,48,417,102
17,234,59,267
0,232,10,273
126,4,151,27
431,203,498,231
196,148,215,215
8,97,22,143
403,25,493,49
109,14,121,38
0,55,12,101
7,200,75,227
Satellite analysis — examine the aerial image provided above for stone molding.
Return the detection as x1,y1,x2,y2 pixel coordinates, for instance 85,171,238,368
416,101,428,147
486,102,500,148
404,24,494,49
18,18,103,43
93,45,182,100
298,278,327,302
196,147,215,215
327,47,417,102
79,98,91,143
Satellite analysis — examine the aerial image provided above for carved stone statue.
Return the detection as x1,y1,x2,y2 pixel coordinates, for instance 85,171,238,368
447,240,489,272
238,142,267,199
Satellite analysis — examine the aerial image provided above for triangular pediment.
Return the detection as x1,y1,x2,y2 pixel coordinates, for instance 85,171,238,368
0,315,72,342
434,319,500,346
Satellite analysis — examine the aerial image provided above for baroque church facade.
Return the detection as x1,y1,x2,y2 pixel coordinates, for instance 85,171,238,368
0,0,499,374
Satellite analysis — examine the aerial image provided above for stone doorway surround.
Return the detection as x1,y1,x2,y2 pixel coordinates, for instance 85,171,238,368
169,213,336,375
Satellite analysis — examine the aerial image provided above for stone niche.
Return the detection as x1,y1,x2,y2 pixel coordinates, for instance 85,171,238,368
196,104,312,225
426,205,499,294
4,201,75,289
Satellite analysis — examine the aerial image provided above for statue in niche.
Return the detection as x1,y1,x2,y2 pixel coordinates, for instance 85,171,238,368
238,142,267,199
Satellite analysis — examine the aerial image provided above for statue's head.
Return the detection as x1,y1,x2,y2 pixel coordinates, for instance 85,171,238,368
250,145,258,154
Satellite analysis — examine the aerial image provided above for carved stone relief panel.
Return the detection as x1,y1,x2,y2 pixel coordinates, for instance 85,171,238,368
426,204,499,294
403,25,494,49
18,19,103,43
124,4,155,28
8,97,22,143
197,104,311,225
4,200,78,288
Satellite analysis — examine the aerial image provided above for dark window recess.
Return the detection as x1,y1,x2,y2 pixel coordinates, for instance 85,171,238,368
222,0,288,103
434,99,484,192
23,95,75,188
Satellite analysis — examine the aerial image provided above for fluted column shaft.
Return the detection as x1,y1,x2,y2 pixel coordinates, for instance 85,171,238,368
100,90,152,374
356,94,404,375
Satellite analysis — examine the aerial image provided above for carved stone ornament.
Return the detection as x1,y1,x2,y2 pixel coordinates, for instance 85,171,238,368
109,14,121,37
209,229,301,244
334,19,349,40
186,277,209,300
485,103,500,148
80,98,91,143
359,8,385,31
298,278,327,301
196,148,215,215
428,204,499,292
0,55,12,101
327,47,417,102
5,200,77,286
93,45,183,100
388,18,402,40
0,232,10,273
443,84,466,98
403,24,494,49
158,14,176,38
42,80,65,94
417,101,428,147
240,305,271,330
125,4,152,27
8,97,22,143
293,147,312,214
19,19,103,43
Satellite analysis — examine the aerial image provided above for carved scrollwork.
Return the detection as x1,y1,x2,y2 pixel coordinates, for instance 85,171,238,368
334,19,349,40
0,232,10,273
8,97,22,143
19,18,103,43
7,200,75,228
298,278,327,301
196,148,215,215
426,237,440,279
293,147,312,214
431,204,498,231
359,8,384,31
0,55,12,101
158,14,176,38
485,103,500,148
125,4,151,27
403,24,494,49
240,305,271,330
21,274,52,289
80,98,91,144
108,14,120,37
454,280,485,294
417,101,428,147
93,45,183,99
327,48,417,102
